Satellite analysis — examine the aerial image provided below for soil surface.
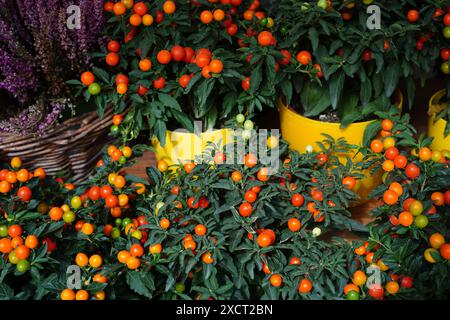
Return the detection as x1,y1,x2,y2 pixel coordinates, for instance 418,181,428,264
289,94,342,123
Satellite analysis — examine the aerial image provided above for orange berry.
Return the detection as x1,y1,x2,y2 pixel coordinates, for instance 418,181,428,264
194,224,207,236
381,119,393,131
398,211,414,227
344,283,360,294
112,114,123,126
213,9,225,21
209,59,223,73
200,10,213,23
370,139,383,153
201,252,214,264
389,182,403,196
126,256,141,269
149,243,162,255
24,235,38,249
298,278,313,293
61,289,76,300
81,223,95,235
75,253,89,267
160,218,170,229
270,274,283,287
117,83,128,94
383,190,398,205
81,71,95,86
129,13,142,26
287,218,301,232
15,245,30,259
139,58,152,71
113,2,126,15
89,254,103,268
162,1,176,14
117,250,131,263
257,31,273,46
49,207,63,221
382,160,395,172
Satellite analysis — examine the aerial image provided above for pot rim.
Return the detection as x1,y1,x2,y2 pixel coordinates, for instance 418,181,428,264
279,90,403,128
151,128,234,142
428,89,447,116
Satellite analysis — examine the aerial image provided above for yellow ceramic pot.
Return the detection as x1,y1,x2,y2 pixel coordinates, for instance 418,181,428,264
279,92,403,201
428,89,450,152
151,129,234,165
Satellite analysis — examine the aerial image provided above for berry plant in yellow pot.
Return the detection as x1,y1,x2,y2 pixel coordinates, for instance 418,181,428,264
72,0,322,165
267,0,448,199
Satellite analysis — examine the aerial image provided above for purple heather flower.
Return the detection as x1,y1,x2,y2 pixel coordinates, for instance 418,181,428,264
0,0,104,133
0,97,74,135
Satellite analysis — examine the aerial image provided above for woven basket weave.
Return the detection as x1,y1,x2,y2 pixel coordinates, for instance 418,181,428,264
0,107,125,183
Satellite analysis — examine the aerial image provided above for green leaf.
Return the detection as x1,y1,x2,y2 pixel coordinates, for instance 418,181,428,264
329,70,345,109
405,77,415,110
384,62,400,97
363,120,381,146
0,283,13,300
196,79,215,118
360,79,372,106
126,271,153,298
280,78,293,106
301,82,331,116
308,27,319,52
172,109,194,132
66,80,82,85
339,93,360,127
154,120,167,146
250,63,262,93
159,93,182,111
92,67,110,83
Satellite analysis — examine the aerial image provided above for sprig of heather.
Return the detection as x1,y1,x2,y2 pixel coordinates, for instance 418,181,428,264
0,97,74,135
0,0,104,133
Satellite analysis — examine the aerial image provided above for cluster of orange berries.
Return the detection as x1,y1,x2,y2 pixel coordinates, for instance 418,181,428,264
99,1,179,95
0,157,46,201
189,48,224,79
368,119,450,228
370,119,423,179
103,0,174,18
233,151,354,239
265,254,312,293
263,253,312,293
424,232,450,263
343,268,414,300
296,50,323,77
75,252,103,268
0,223,38,273
385,192,442,229
117,244,143,270
354,241,389,272
60,288,105,301
107,143,133,164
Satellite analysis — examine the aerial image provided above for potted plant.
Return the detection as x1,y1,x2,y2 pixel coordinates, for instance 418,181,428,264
354,112,450,299
2,129,448,300
72,0,315,165
427,7,450,151
264,0,449,198
0,130,368,299
0,0,106,181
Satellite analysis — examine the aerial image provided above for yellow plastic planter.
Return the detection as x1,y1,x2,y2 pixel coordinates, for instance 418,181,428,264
279,92,403,201
151,129,234,165
428,89,450,152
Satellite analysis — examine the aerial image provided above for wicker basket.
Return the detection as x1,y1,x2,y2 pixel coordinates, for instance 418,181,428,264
0,107,126,183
